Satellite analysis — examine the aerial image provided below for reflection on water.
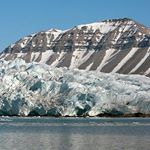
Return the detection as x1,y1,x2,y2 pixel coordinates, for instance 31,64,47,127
0,117,150,150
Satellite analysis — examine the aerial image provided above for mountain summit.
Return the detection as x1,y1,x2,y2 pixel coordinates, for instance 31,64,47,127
0,18,150,76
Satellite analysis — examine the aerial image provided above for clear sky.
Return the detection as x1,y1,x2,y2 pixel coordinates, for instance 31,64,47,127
0,0,150,51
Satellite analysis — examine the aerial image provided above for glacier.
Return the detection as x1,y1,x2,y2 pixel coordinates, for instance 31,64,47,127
0,58,150,116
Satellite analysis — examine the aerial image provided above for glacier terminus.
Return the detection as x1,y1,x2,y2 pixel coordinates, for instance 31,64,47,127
0,59,150,116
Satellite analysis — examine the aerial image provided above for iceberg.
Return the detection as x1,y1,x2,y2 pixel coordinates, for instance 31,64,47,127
0,58,150,116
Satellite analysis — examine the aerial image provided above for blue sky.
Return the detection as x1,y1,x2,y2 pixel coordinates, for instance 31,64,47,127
0,0,150,51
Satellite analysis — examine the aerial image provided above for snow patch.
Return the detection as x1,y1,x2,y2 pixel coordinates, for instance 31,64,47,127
40,50,54,63
97,49,115,71
112,48,139,73
130,48,150,73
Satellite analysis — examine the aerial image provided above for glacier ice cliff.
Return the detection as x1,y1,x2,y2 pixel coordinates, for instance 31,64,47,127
0,59,150,116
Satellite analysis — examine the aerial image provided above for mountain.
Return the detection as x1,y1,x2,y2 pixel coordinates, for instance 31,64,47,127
0,18,150,76
0,59,150,116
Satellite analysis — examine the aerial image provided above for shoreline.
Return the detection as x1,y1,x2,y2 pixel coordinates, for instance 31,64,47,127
1,113,150,118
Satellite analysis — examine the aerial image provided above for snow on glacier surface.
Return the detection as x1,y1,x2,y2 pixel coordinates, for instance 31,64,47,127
0,58,150,116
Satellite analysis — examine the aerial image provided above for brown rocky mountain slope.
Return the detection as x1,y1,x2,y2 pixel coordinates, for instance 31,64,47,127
0,18,150,76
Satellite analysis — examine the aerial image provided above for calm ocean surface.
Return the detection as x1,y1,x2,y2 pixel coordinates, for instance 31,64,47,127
0,117,150,150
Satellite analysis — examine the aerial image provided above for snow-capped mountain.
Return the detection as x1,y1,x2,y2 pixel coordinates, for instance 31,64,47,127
0,59,150,116
0,18,150,76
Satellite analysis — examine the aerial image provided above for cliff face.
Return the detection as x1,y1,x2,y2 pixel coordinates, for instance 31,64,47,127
0,59,150,116
1,18,150,76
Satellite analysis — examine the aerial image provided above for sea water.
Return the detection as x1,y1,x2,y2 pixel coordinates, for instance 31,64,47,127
0,117,150,150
